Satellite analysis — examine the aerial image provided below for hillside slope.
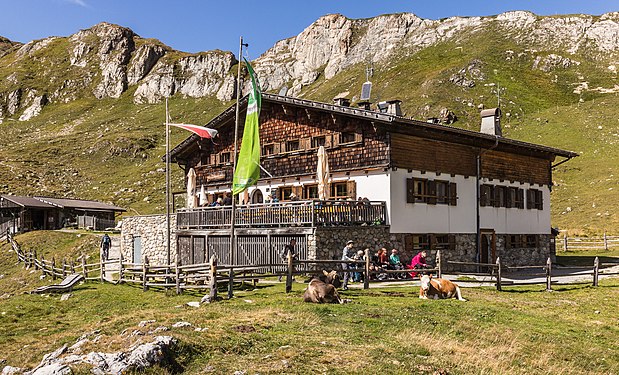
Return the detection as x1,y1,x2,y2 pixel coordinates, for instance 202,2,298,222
0,12,618,232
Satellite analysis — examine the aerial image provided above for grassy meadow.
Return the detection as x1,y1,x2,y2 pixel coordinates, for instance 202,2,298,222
1,232,618,374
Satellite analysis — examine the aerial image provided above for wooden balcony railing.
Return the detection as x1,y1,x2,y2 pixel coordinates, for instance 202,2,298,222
176,200,387,230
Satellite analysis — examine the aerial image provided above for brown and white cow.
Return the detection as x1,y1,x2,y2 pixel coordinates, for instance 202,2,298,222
419,274,466,301
303,270,343,304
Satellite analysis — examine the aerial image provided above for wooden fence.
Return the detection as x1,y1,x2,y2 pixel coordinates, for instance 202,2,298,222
6,230,619,298
557,233,619,252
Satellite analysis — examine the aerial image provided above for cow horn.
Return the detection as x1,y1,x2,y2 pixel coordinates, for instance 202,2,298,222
323,270,329,276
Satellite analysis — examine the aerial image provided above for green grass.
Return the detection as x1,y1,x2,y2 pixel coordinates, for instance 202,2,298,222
1,234,619,374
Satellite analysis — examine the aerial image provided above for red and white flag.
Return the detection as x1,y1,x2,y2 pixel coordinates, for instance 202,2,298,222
169,123,218,139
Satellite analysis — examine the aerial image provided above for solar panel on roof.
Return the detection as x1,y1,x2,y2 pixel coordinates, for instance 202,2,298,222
360,81,372,101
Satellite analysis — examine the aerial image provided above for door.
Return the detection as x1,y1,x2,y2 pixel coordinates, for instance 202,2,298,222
133,236,142,264
480,230,496,270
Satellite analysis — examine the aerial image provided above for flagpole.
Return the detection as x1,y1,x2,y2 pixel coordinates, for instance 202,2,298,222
230,36,246,296
165,97,171,266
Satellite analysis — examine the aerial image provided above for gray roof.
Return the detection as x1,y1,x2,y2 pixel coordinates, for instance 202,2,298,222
34,197,126,212
170,93,578,161
0,195,56,209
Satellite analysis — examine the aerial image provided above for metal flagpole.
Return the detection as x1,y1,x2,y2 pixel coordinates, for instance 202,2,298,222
165,97,171,266
229,36,247,298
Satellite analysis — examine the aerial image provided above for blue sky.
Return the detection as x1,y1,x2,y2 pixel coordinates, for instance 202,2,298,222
1,0,617,58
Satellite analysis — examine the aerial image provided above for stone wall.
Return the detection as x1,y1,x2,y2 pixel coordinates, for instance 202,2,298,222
120,214,176,265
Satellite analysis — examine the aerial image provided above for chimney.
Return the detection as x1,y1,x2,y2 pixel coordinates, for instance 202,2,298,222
386,99,402,116
480,108,502,137
357,100,371,110
333,97,350,107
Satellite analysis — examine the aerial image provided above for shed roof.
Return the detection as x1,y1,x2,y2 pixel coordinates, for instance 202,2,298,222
34,197,126,212
0,195,56,209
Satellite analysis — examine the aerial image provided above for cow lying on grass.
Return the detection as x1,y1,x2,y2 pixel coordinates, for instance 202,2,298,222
303,270,344,304
419,274,466,301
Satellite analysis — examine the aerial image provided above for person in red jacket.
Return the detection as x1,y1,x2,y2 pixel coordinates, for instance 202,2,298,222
409,250,431,277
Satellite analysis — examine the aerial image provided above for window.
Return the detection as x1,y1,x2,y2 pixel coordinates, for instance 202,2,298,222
304,184,319,199
412,235,430,251
526,234,538,248
340,132,356,144
507,235,521,249
219,152,231,164
527,189,543,210
407,178,457,205
279,186,293,201
436,181,448,204
311,136,326,148
482,185,524,209
286,140,300,152
331,182,348,199
263,144,274,156
480,184,492,207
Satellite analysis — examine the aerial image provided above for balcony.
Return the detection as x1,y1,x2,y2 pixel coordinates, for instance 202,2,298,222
176,200,387,230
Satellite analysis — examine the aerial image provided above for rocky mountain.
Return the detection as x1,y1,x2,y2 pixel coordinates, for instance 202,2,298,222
0,12,618,233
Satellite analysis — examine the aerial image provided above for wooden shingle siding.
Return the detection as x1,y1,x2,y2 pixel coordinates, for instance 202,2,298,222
481,151,551,186
190,104,390,185
391,134,477,176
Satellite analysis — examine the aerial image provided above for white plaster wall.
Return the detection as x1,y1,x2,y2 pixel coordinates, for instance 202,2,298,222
388,169,478,234
479,180,551,234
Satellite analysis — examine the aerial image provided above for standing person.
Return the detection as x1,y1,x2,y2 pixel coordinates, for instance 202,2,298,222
278,239,298,281
341,240,355,290
100,233,111,261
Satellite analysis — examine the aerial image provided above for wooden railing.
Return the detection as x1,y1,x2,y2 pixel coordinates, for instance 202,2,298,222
176,200,387,229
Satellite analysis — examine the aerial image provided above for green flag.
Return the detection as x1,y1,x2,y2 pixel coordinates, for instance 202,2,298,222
232,58,261,195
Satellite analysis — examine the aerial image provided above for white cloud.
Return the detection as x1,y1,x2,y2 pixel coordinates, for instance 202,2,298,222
64,0,88,7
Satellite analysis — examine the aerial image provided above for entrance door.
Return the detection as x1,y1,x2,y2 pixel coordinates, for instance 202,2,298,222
480,230,496,265
133,236,142,264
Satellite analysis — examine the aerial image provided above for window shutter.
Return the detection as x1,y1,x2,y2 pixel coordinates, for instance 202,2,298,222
517,189,524,209
346,180,357,200
537,190,543,210
449,182,458,206
526,189,533,209
448,234,456,250
324,134,333,148
404,235,414,252
406,178,415,204
300,137,311,151
294,186,303,198
492,186,501,208
427,180,437,205
272,143,281,154
505,187,513,208
354,132,363,143
480,185,490,207
429,234,437,249
332,132,341,147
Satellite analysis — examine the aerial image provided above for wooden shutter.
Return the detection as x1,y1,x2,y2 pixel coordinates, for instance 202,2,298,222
427,180,437,205
332,132,341,147
406,178,415,204
537,190,543,210
354,132,363,143
300,137,311,151
346,180,357,200
449,182,457,206
480,185,490,207
505,187,513,208
517,188,524,209
448,234,456,250
324,134,333,148
526,189,533,209
293,186,303,198
404,235,414,252
492,186,501,207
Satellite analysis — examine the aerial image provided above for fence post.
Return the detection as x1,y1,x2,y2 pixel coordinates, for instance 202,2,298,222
70,260,75,274
142,256,149,292
100,251,105,282
41,255,46,277
209,255,218,302
118,253,124,284
364,248,370,290
33,250,38,270
436,250,442,278
81,255,87,280
603,232,608,251
495,257,502,291
545,257,552,292
286,249,293,293
593,257,599,287
175,260,181,295
227,266,234,299
563,234,568,252
5,228,8,243
51,257,56,280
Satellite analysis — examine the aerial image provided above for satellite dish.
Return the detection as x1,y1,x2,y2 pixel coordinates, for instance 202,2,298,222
360,81,372,101
278,86,289,96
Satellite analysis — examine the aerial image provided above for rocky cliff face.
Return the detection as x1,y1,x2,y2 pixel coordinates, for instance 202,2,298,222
1,12,619,122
